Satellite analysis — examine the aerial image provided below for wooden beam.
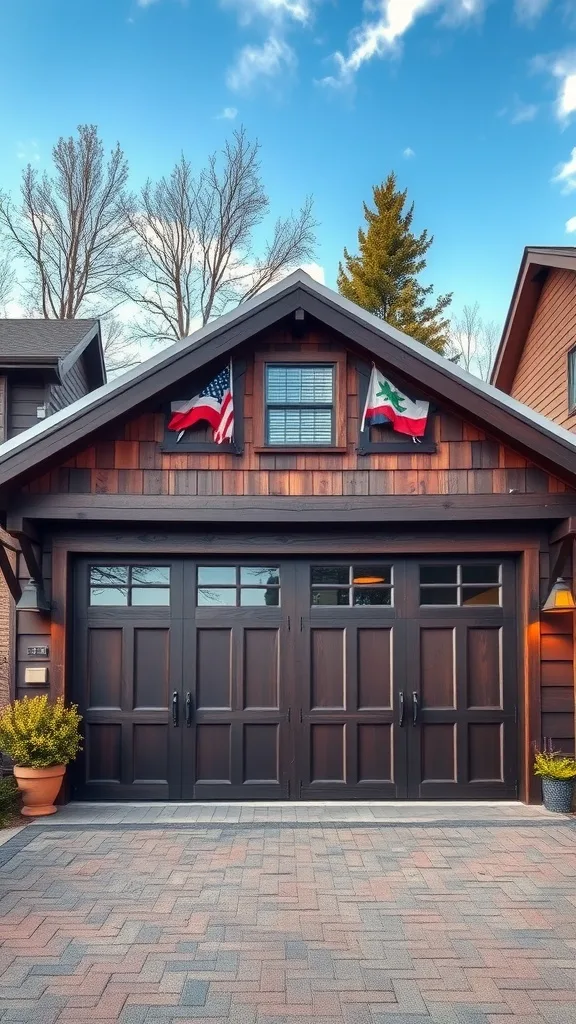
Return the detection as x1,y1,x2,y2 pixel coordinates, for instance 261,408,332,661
549,535,573,584
0,543,21,603
13,533,42,583
550,517,576,545
7,492,576,525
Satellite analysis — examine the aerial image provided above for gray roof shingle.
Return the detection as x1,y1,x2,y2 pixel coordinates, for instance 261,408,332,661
0,319,98,361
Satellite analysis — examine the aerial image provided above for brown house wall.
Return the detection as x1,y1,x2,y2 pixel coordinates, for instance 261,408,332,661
0,376,12,707
22,333,571,500
510,268,576,431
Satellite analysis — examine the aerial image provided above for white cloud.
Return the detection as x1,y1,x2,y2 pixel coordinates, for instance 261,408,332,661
537,51,576,121
16,139,40,163
566,215,576,232
499,95,539,123
221,0,315,25
322,0,485,86
554,147,576,191
227,34,296,91
515,0,551,21
217,106,239,119
403,147,416,158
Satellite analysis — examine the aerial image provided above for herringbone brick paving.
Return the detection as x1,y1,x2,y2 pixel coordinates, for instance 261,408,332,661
1,818,576,1023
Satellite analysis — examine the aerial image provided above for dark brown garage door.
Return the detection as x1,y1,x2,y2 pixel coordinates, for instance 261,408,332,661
72,557,518,801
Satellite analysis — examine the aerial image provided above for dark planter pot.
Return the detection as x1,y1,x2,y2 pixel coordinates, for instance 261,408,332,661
541,776,575,813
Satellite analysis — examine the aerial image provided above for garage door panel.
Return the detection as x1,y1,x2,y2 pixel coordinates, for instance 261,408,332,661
87,628,122,710
133,628,170,710
243,723,280,783
421,723,456,782
467,627,502,708
87,722,122,784
468,722,503,782
311,723,345,782
133,723,169,783
197,629,232,710
420,628,456,709
358,628,393,710
243,629,279,709
357,723,393,783
196,723,231,782
311,630,345,709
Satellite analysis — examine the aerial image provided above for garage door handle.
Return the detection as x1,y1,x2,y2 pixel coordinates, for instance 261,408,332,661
185,691,193,727
398,690,405,727
172,691,179,727
412,691,419,726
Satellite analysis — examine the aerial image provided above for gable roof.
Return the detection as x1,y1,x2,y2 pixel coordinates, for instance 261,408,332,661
1,270,576,489
0,319,106,388
491,246,576,392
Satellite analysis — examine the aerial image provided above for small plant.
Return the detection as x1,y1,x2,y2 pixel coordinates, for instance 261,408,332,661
0,696,82,769
0,776,19,826
533,749,576,780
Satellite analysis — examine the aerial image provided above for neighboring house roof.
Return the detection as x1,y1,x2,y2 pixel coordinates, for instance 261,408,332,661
1,270,576,489
0,319,106,388
491,246,576,392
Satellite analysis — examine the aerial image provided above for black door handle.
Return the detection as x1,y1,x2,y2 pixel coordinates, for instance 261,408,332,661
412,691,419,726
185,691,193,727
398,690,405,727
172,690,179,727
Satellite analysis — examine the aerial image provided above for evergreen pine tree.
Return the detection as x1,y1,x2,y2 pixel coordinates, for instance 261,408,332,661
338,173,452,353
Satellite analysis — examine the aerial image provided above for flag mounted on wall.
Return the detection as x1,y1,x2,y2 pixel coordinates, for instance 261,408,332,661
361,366,429,440
168,363,234,444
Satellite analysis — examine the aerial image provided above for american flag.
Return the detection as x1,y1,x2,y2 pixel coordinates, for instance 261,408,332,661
168,363,234,444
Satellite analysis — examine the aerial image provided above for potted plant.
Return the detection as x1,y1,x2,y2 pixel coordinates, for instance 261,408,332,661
533,748,576,813
0,695,82,816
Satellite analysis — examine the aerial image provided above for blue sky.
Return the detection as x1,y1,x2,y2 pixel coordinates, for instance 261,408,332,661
2,0,576,327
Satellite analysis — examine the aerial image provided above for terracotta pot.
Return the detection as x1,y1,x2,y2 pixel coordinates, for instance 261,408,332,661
13,765,66,817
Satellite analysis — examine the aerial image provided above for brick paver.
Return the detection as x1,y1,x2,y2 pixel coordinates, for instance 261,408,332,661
0,816,575,1023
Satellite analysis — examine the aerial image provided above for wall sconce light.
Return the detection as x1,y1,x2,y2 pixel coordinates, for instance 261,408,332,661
541,577,576,613
16,579,51,613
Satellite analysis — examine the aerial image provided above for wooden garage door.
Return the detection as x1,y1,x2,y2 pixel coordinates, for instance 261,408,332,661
72,555,518,801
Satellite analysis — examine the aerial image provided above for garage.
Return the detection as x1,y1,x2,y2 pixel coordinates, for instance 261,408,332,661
72,555,518,801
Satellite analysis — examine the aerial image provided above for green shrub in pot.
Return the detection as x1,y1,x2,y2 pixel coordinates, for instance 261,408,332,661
533,749,576,813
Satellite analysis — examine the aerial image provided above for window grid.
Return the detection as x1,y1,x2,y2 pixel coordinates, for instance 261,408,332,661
265,364,335,446
419,563,502,607
197,566,281,607
89,565,171,607
310,565,394,607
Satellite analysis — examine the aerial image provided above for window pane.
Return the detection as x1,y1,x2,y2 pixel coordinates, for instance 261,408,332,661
352,565,392,585
312,588,350,606
420,565,457,585
461,586,501,606
197,588,237,606
311,566,349,585
131,587,170,606
240,567,280,586
131,566,170,585
268,408,332,446
197,566,236,585
420,586,458,605
461,564,500,585
90,566,128,586
353,588,392,606
240,588,280,606
90,587,128,606
266,365,333,404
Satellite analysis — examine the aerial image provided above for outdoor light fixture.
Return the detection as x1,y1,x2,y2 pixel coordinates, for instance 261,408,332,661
16,579,51,613
541,577,576,613
353,575,385,585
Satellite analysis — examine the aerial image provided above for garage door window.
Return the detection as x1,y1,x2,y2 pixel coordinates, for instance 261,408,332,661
89,566,171,606
419,564,501,606
197,566,280,606
311,565,393,606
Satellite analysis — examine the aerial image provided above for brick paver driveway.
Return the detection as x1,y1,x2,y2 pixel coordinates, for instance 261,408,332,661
1,814,576,1024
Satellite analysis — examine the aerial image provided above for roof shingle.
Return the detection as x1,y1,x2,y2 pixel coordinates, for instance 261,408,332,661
0,319,98,361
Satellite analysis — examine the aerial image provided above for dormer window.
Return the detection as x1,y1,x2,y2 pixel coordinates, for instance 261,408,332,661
265,364,334,446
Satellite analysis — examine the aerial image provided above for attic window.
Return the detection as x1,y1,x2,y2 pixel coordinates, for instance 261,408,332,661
265,364,334,446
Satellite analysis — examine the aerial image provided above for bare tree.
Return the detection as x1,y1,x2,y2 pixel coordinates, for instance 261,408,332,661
448,302,500,381
0,253,15,315
122,128,316,343
99,314,142,378
0,125,132,320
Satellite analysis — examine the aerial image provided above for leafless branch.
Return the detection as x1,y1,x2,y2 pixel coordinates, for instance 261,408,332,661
0,125,133,321
448,302,500,381
0,250,15,315
99,313,143,377
121,127,316,342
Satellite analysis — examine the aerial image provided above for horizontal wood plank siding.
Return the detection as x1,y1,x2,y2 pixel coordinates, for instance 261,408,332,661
511,269,576,430
49,356,90,413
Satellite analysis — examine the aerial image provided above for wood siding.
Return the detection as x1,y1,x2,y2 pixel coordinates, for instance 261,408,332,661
49,355,91,414
510,268,576,430
22,334,572,500
8,379,47,438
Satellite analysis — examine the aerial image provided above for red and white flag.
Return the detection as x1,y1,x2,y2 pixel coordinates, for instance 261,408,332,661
361,366,429,439
168,363,234,444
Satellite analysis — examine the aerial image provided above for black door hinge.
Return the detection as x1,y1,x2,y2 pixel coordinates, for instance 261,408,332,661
287,707,291,722
299,708,303,723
